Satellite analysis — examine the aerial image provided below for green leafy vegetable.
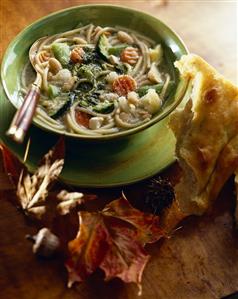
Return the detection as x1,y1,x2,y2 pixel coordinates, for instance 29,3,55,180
76,81,94,93
137,84,163,97
96,34,110,60
97,82,106,90
83,48,100,64
137,81,175,97
108,44,128,56
51,43,70,67
72,91,100,108
80,94,99,108
93,101,114,114
115,63,129,74
48,84,60,99
77,65,94,81
41,95,73,119
52,99,72,119
73,63,102,81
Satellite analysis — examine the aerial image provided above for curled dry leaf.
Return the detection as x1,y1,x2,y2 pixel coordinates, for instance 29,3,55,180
103,193,163,244
0,144,26,186
99,220,149,296
17,138,65,218
27,206,46,220
57,190,84,215
66,197,164,294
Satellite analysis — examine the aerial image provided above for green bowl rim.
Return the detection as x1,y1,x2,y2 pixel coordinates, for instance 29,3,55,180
1,4,189,141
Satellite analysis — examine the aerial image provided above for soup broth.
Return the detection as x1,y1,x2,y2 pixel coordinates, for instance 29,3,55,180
21,24,174,136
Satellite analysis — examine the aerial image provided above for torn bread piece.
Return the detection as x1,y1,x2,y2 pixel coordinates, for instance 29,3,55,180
169,54,238,215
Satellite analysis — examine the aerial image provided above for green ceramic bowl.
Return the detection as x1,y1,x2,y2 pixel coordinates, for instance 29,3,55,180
1,4,188,140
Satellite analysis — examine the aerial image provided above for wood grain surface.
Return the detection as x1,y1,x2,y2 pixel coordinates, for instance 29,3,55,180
0,1,238,299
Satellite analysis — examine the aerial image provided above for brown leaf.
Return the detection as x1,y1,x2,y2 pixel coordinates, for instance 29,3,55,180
40,136,65,165
103,196,164,244
57,190,84,215
66,212,109,286
27,206,46,219
100,218,149,296
0,144,26,186
66,197,164,293
17,138,65,217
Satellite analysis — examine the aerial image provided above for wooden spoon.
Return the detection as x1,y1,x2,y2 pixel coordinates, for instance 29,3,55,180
6,37,47,143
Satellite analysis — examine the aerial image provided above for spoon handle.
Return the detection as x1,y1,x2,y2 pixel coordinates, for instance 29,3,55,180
6,83,40,143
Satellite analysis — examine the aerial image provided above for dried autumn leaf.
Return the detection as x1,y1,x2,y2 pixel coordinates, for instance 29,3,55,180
27,206,46,219
0,144,26,186
104,194,163,244
66,197,164,293
66,212,109,286
57,190,84,215
17,137,65,218
100,219,149,296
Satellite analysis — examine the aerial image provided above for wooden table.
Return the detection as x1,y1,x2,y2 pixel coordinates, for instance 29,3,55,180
0,1,238,299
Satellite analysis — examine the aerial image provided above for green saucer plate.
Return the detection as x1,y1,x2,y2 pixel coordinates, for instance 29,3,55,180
0,81,190,187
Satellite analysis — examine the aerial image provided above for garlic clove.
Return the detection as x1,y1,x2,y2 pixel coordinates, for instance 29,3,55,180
26,228,60,258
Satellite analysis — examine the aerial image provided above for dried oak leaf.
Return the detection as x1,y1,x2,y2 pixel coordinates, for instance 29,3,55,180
17,138,65,218
66,197,164,294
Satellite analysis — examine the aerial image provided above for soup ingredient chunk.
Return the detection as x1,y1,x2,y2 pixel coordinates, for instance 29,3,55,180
140,89,162,114
75,111,91,128
23,24,172,136
70,47,85,64
51,43,70,66
97,34,110,60
149,44,163,63
120,47,139,65
112,75,137,96
48,58,62,75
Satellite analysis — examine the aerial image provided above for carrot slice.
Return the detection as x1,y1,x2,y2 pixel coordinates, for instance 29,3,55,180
70,47,85,64
112,75,137,96
75,111,90,128
120,47,139,65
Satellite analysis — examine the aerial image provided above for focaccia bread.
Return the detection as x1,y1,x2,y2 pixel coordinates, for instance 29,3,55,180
169,54,238,215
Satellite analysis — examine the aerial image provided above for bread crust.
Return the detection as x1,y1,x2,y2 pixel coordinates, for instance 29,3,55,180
235,170,238,228
169,54,238,215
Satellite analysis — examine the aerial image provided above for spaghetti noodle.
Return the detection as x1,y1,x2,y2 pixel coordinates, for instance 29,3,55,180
21,24,174,136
